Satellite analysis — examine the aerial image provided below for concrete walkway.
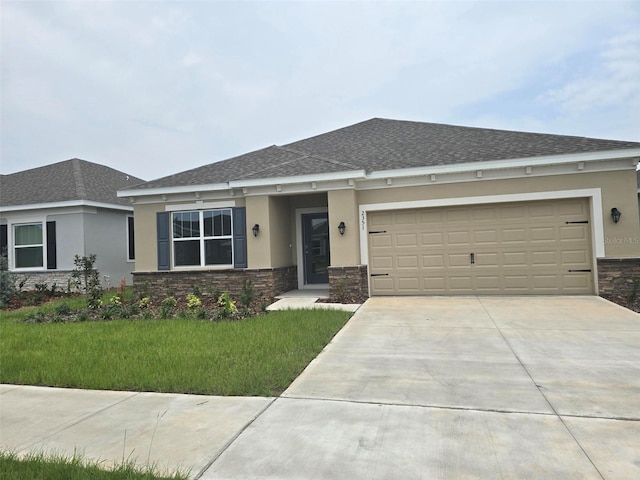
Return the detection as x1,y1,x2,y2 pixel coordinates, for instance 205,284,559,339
2,296,639,479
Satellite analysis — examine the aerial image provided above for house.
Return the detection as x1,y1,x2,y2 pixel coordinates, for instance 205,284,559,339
1,159,144,290
118,119,640,302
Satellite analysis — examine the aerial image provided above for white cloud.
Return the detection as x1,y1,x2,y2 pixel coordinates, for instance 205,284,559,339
540,32,640,114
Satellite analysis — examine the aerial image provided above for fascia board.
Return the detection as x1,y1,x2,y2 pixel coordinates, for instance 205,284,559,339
118,183,229,198
0,200,133,213
367,149,640,180
120,170,367,198
228,170,367,188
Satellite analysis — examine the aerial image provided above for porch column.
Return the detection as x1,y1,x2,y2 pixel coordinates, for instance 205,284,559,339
328,189,360,266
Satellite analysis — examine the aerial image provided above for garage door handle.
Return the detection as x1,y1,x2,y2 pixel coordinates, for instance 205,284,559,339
568,269,592,272
369,230,387,234
371,273,390,277
565,221,589,224
470,253,475,264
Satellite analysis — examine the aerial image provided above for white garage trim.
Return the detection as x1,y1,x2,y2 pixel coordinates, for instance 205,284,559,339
359,188,604,265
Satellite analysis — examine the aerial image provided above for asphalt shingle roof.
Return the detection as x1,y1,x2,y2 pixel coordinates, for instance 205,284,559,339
126,118,640,191
0,158,145,207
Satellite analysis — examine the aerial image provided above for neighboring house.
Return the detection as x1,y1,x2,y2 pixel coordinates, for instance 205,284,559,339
118,118,640,301
1,159,144,289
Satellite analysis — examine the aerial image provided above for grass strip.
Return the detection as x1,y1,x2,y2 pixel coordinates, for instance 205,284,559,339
0,450,187,480
0,309,351,396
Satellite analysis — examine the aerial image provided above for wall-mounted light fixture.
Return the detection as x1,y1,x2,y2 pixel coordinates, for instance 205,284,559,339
610,208,621,224
252,224,260,237
338,221,346,235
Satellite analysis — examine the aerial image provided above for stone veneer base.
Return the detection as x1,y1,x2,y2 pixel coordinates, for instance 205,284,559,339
133,266,298,302
597,258,640,297
328,265,369,303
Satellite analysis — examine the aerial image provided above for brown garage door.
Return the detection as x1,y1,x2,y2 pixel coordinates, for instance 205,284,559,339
368,198,593,295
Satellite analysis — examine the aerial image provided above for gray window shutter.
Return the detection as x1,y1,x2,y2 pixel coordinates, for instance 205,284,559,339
157,212,170,270
46,221,57,270
233,207,247,268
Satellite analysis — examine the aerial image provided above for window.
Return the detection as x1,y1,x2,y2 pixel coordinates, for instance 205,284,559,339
127,216,135,261
172,209,233,267
14,223,44,269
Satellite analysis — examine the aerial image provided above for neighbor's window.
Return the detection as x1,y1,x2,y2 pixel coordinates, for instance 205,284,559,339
14,223,44,268
172,209,233,267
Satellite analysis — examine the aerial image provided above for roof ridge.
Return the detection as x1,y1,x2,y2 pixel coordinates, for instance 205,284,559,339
276,145,360,170
71,158,87,199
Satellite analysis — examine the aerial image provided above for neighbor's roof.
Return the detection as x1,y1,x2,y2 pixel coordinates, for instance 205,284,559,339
0,158,145,208
127,118,640,191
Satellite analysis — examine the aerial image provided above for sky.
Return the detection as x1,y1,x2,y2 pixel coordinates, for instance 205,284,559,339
2,0,639,181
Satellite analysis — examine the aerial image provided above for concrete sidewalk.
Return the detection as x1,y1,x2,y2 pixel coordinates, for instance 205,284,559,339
2,296,639,479
0,385,273,477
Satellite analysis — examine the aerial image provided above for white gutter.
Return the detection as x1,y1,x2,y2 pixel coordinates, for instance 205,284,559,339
367,149,640,180
0,199,134,213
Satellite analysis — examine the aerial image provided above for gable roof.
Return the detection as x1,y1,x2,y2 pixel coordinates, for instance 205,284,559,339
126,118,640,192
1,158,145,208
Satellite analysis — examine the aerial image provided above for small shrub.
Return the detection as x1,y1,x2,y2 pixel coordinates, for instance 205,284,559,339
55,303,72,316
160,296,177,318
76,310,90,322
240,280,254,308
191,284,202,297
217,292,238,318
0,254,16,308
71,254,102,308
138,296,151,310
186,293,201,309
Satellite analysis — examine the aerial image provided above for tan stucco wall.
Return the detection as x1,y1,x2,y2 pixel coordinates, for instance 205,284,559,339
356,169,640,258
269,196,293,268
328,189,360,266
246,196,270,268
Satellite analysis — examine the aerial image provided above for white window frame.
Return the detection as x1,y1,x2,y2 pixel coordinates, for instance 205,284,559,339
12,221,46,271
172,209,234,268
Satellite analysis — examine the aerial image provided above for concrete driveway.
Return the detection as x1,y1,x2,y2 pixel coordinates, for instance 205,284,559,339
2,296,639,479
205,296,640,479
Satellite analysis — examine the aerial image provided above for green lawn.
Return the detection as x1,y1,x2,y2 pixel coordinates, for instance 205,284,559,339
0,451,188,480
0,305,351,396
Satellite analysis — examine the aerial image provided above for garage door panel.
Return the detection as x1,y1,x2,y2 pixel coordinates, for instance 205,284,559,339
530,227,556,242
422,232,444,246
368,198,593,295
448,276,474,291
395,212,418,225
447,231,471,245
448,253,472,267
397,277,420,292
560,225,589,241
397,255,419,268
371,256,393,269
396,233,418,247
531,251,558,266
371,276,394,294
502,228,527,243
474,229,499,245
371,234,393,247
503,252,528,266
422,254,445,267
562,250,589,265
446,209,470,222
